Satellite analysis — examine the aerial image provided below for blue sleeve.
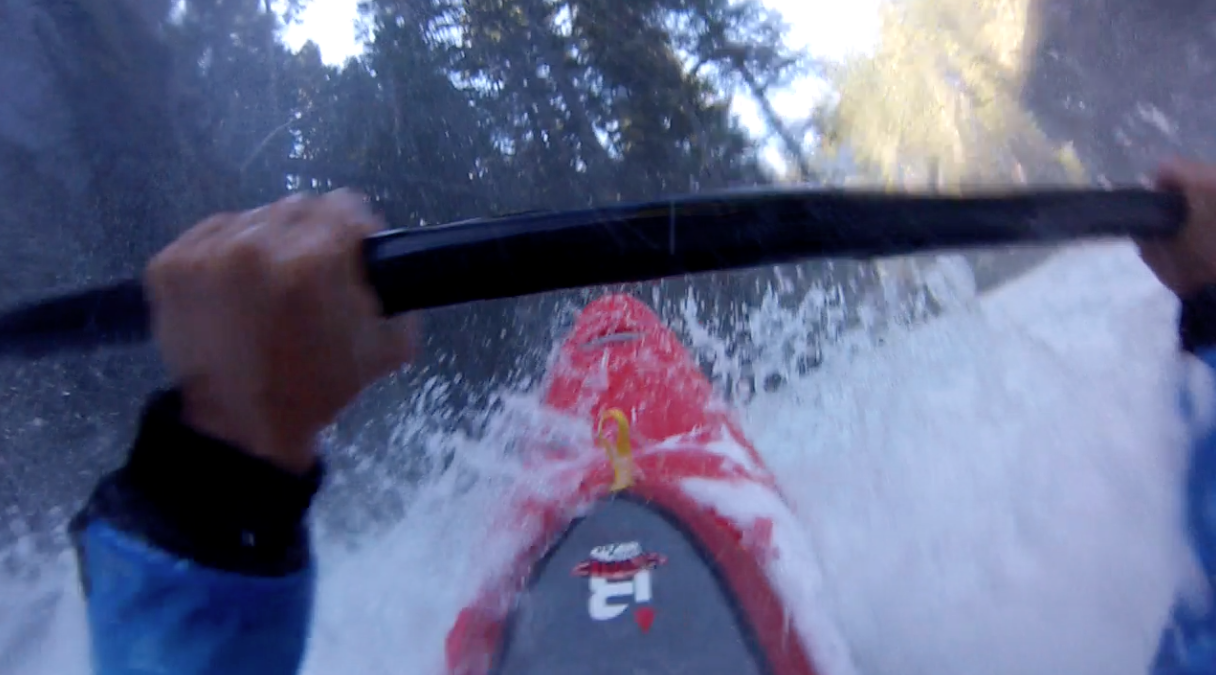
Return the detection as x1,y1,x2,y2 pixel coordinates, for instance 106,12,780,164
79,522,314,675
1152,346,1216,674
72,390,323,675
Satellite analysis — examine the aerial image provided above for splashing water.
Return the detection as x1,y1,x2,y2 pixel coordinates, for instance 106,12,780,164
0,242,1197,675
746,243,1193,675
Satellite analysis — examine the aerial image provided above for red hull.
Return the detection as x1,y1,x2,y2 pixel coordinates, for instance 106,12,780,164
445,294,822,675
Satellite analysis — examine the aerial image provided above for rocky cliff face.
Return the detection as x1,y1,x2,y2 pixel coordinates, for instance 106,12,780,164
1023,0,1216,179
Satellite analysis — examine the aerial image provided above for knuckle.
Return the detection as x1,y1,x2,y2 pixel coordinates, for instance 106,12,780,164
225,230,270,269
147,243,193,287
324,189,381,229
195,212,234,231
325,188,367,211
268,192,315,225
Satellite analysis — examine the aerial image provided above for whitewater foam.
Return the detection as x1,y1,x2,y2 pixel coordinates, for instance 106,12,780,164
745,242,1193,675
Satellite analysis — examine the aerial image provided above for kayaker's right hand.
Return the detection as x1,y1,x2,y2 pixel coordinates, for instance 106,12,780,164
145,190,420,475
1139,158,1216,298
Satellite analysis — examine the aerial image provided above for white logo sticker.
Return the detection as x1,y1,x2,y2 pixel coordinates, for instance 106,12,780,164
572,541,667,621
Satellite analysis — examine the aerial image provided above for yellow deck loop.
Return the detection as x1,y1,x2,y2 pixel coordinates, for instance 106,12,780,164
597,408,635,491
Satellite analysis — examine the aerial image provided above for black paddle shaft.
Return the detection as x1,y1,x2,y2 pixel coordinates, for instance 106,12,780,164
0,189,1187,359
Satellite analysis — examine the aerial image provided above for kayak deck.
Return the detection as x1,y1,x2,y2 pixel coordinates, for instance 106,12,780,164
445,295,821,675
494,494,766,674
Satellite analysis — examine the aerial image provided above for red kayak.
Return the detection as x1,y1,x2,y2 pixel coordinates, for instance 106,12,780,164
445,294,827,675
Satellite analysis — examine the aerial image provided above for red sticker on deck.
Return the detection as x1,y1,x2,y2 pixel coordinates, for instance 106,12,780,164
634,606,656,632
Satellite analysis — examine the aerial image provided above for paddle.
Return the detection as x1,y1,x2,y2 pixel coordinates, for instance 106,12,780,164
0,188,1187,359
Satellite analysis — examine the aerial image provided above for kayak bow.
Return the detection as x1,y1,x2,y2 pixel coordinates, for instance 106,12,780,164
447,294,836,675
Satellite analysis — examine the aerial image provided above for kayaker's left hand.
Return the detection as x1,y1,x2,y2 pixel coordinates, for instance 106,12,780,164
1139,158,1216,298
145,189,420,474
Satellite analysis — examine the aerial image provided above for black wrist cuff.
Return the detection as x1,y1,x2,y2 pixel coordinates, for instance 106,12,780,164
72,389,323,578
1180,285,1216,354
